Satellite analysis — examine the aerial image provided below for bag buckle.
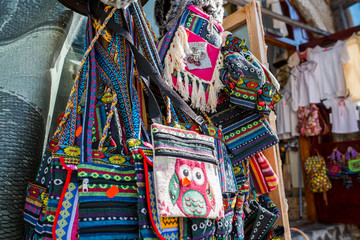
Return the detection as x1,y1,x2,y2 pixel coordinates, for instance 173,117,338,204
195,116,205,126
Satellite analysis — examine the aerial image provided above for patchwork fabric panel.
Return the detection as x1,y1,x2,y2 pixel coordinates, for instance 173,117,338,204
24,138,59,239
127,139,159,240
32,155,74,239
232,193,246,240
151,124,224,219
24,183,49,232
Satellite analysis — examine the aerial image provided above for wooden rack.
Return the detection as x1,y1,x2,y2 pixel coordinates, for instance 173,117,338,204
223,1,291,239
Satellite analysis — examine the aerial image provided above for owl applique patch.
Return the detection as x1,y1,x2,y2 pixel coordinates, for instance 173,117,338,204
151,123,224,220
169,158,215,217
154,156,223,220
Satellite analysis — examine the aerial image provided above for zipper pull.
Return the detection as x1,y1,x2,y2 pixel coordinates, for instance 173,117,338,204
214,161,219,176
82,178,89,193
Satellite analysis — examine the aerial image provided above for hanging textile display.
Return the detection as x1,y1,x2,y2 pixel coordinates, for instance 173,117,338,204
23,0,285,239
151,123,224,219
304,154,332,193
210,100,279,166
220,35,282,114
157,4,224,112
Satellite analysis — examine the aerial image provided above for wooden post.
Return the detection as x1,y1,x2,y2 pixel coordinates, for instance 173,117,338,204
265,113,291,240
298,136,318,221
223,1,291,239
245,1,267,64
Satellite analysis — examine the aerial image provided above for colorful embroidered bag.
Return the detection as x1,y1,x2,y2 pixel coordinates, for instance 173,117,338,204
215,192,236,239
210,101,279,166
24,138,58,239
77,161,138,239
158,5,224,113
296,104,322,136
326,148,343,179
24,3,161,239
23,11,97,237
232,192,246,240
249,152,278,195
151,123,224,219
23,94,120,239
243,196,281,240
221,35,281,114
344,147,360,174
168,121,238,194
305,155,332,193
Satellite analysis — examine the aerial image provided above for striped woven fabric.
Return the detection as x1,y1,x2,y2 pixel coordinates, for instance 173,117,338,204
127,138,159,240
42,156,70,239
152,123,217,164
256,152,278,191
249,155,268,195
77,162,138,239
249,152,278,195
232,192,246,240
210,103,279,166
24,138,58,239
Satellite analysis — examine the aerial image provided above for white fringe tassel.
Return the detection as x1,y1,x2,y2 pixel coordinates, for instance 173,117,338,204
163,26,224,113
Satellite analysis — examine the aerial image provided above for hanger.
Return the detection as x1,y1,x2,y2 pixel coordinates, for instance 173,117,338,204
319,37,339,49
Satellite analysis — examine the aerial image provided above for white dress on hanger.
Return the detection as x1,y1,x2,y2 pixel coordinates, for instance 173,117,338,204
308,40,349,100
323,97,359,134
290,61,321,108
275,81,299,140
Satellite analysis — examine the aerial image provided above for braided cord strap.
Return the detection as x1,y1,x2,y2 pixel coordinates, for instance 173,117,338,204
54,7,117,142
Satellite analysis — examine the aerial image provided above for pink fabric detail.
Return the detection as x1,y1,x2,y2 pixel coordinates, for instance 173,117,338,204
188,5,224,32
68,165,77,170
143,141,153,149
171,29,220,101
338,98,346,116
174,158,213,217
71,207,79,239
186,30,220,81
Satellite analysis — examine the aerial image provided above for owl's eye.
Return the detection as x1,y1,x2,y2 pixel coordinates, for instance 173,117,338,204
179,165,192,180
196,172,201,179
192,167,205,185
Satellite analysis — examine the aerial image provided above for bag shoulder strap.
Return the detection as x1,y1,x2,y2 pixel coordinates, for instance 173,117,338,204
91,2,206,127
